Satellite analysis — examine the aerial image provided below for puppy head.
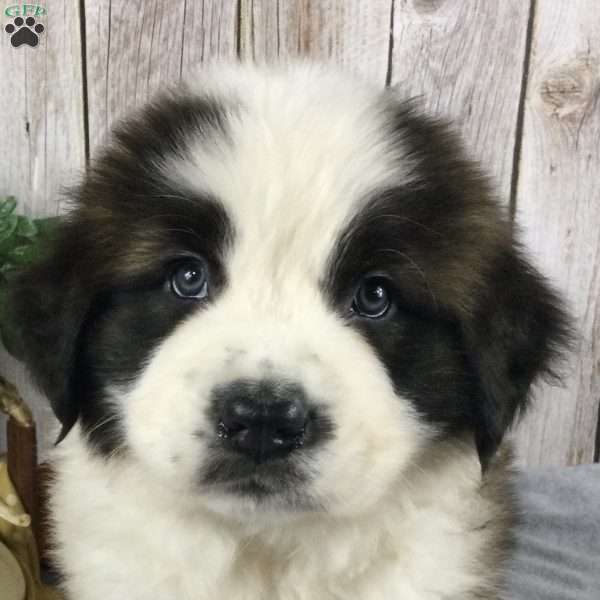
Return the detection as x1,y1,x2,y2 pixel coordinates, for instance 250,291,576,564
12,65,570,517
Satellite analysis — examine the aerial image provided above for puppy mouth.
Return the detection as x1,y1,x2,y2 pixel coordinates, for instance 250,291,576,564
195,396,333,505
215,473,290,500
199,452,310,501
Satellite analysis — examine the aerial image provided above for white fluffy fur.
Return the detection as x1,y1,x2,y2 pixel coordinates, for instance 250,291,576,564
52,430,498,600
50,65,505,599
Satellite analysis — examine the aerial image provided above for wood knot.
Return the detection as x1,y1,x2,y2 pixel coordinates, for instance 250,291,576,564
538,53,599,120
412,0,447,15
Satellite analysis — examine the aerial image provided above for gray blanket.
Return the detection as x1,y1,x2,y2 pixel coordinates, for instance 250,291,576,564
505,464,600,600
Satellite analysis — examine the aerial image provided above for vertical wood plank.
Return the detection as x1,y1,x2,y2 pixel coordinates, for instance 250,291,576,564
240,0,393,84
85,0,238,155
0,1,86,454
513,0,600,466
390,1,532,199
0,2,86,216
180,0,239,76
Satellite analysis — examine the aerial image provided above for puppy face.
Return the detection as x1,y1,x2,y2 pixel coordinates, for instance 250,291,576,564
13,66,569,518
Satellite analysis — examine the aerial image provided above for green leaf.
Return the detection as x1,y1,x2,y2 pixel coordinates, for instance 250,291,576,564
15,215,39,238
0,197,61,358
0,197,17,218
8,243,40,266
0,213,18,244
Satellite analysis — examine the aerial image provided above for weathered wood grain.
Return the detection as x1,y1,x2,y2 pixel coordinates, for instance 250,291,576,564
0,2,86,213
85,0,238,154
512,0,600,466
240,0,393,84
180,0,239,77
0,1,86,454
390,0,532,199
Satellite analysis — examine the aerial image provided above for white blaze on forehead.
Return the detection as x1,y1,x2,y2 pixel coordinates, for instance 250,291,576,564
173,64,413,290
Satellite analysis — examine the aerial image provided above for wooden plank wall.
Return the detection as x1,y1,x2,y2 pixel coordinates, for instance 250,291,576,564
0,0,598,466
513,1,600,465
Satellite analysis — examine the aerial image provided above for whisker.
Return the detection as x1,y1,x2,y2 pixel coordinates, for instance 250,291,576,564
86,413,121,437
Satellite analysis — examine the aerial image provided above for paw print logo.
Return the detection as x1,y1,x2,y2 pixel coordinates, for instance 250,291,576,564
5,16,45,48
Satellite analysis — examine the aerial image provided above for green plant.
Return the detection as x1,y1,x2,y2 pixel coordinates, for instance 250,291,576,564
0,196,59,357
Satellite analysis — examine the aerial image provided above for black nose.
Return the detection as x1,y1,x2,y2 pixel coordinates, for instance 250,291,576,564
215,379,308,463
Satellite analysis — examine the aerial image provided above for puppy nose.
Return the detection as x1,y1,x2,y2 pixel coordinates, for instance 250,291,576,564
216,380,308,463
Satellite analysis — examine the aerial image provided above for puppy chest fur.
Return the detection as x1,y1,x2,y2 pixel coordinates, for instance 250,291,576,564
12,64,570,600
51,432,513,600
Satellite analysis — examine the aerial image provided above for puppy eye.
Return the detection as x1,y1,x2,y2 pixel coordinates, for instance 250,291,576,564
170,259,209,299
352,277,392,319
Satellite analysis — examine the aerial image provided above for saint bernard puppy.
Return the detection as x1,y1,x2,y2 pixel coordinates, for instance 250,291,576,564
13,64,570,600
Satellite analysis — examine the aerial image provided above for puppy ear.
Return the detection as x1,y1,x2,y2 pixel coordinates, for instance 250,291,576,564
9,223,90,441
464,245,571,468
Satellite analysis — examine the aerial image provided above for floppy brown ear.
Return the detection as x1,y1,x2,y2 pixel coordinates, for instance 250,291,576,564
9,221,91,441
463,245,572,468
